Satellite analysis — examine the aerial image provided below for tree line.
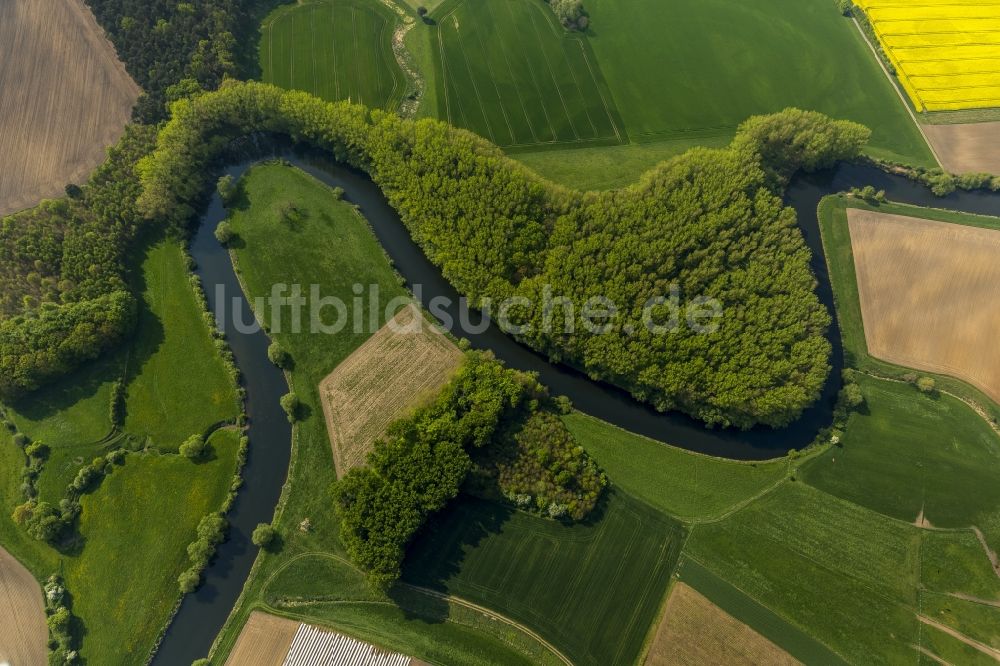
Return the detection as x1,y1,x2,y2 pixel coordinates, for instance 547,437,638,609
137,81,870,428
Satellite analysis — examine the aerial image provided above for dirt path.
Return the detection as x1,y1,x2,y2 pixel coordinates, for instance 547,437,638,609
918,615,1000,661
0,547,48,666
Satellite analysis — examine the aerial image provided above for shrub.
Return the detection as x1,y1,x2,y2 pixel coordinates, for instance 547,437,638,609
177,568,201,593
836,0,853,15
251,523,276,548
25,441,49,460
12,432,29,447
551,0,586,30
267,342,291,369
108,379,126,426
179,434,207,459
217,174,236,204
917,377,936,394
280,392,301,422
841,382,865,409
214,221,234,245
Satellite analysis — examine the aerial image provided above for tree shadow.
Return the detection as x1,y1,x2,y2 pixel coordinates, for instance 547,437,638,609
394,497,513,623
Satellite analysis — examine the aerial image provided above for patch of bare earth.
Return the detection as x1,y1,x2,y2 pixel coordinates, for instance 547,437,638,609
643,583,799,666
923,122,1000,176
224,611,299,666
319,304,463,477
0,547,48,666
848,210,1000,405
0,0,139,216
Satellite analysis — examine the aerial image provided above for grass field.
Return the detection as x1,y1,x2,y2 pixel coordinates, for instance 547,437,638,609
260,0,405,109
211,162,566,665
583,0,934,166
562,413,787,522
645,582,798,666
803,374,1000,553
854,0,1000,112
846,209,1000,405
403,490,685,666
430,0,624,149
512,135,733,190
921,530,1000,601
817,196,1000,425
124,239,240,449
0,546,47,665
319,303,462,477
67,429,241,664
687,482,923,664
921,593,1000,654
0,0,139,215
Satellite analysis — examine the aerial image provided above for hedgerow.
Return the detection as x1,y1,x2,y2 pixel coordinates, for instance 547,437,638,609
137,82,869,428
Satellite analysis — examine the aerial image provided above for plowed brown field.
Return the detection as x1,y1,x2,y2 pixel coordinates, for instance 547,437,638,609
0,0,139,216
848,209,1000,403
0,547,47,666
644,583,798,666
319,304,463,477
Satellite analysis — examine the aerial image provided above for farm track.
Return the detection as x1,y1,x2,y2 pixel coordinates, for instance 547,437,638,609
0,0,139,216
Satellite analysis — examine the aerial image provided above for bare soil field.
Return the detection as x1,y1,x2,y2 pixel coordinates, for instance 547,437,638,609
644,583,798,665
0,547,48,666
224,611,299,666
923,122,1000,176
319,304,463,477
848,210,1000,404
0,0,139,216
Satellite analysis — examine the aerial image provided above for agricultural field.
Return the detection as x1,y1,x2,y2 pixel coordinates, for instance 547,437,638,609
430,0,624,149
922,121,1000,175
644,583,798,666
846,209,1000,406
403,490,685,666
854,0,1000,112
563,413,788,522
582,0,934,165
686,482,924,664
0,0,139,216
260,0,406,109
802,374,1000,552
319,303,462,476
0,546,47,666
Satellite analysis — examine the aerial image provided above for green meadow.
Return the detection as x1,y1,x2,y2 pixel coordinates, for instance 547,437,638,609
563,412,787,521
260,0,405,109
802,374,1000,552
429,0,623,148
124,239,240,449
403,490,684,666
584,0,934,165
687,482,924,664
69,429,240,664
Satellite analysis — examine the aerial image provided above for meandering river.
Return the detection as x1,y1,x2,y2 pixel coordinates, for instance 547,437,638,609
152,149,1000,664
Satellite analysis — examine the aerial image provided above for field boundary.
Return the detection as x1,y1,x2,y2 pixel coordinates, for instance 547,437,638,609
851,16,942,168
677,556,848,664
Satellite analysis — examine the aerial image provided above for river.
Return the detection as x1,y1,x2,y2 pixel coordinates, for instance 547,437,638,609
152,149,1000,664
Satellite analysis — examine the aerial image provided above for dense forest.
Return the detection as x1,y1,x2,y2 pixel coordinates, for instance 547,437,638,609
0,126,155,398
82,0,271,121
137,82,869,428
333,352,605,588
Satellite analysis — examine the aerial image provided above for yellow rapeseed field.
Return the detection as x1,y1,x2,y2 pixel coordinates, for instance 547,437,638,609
854,0,1000,111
